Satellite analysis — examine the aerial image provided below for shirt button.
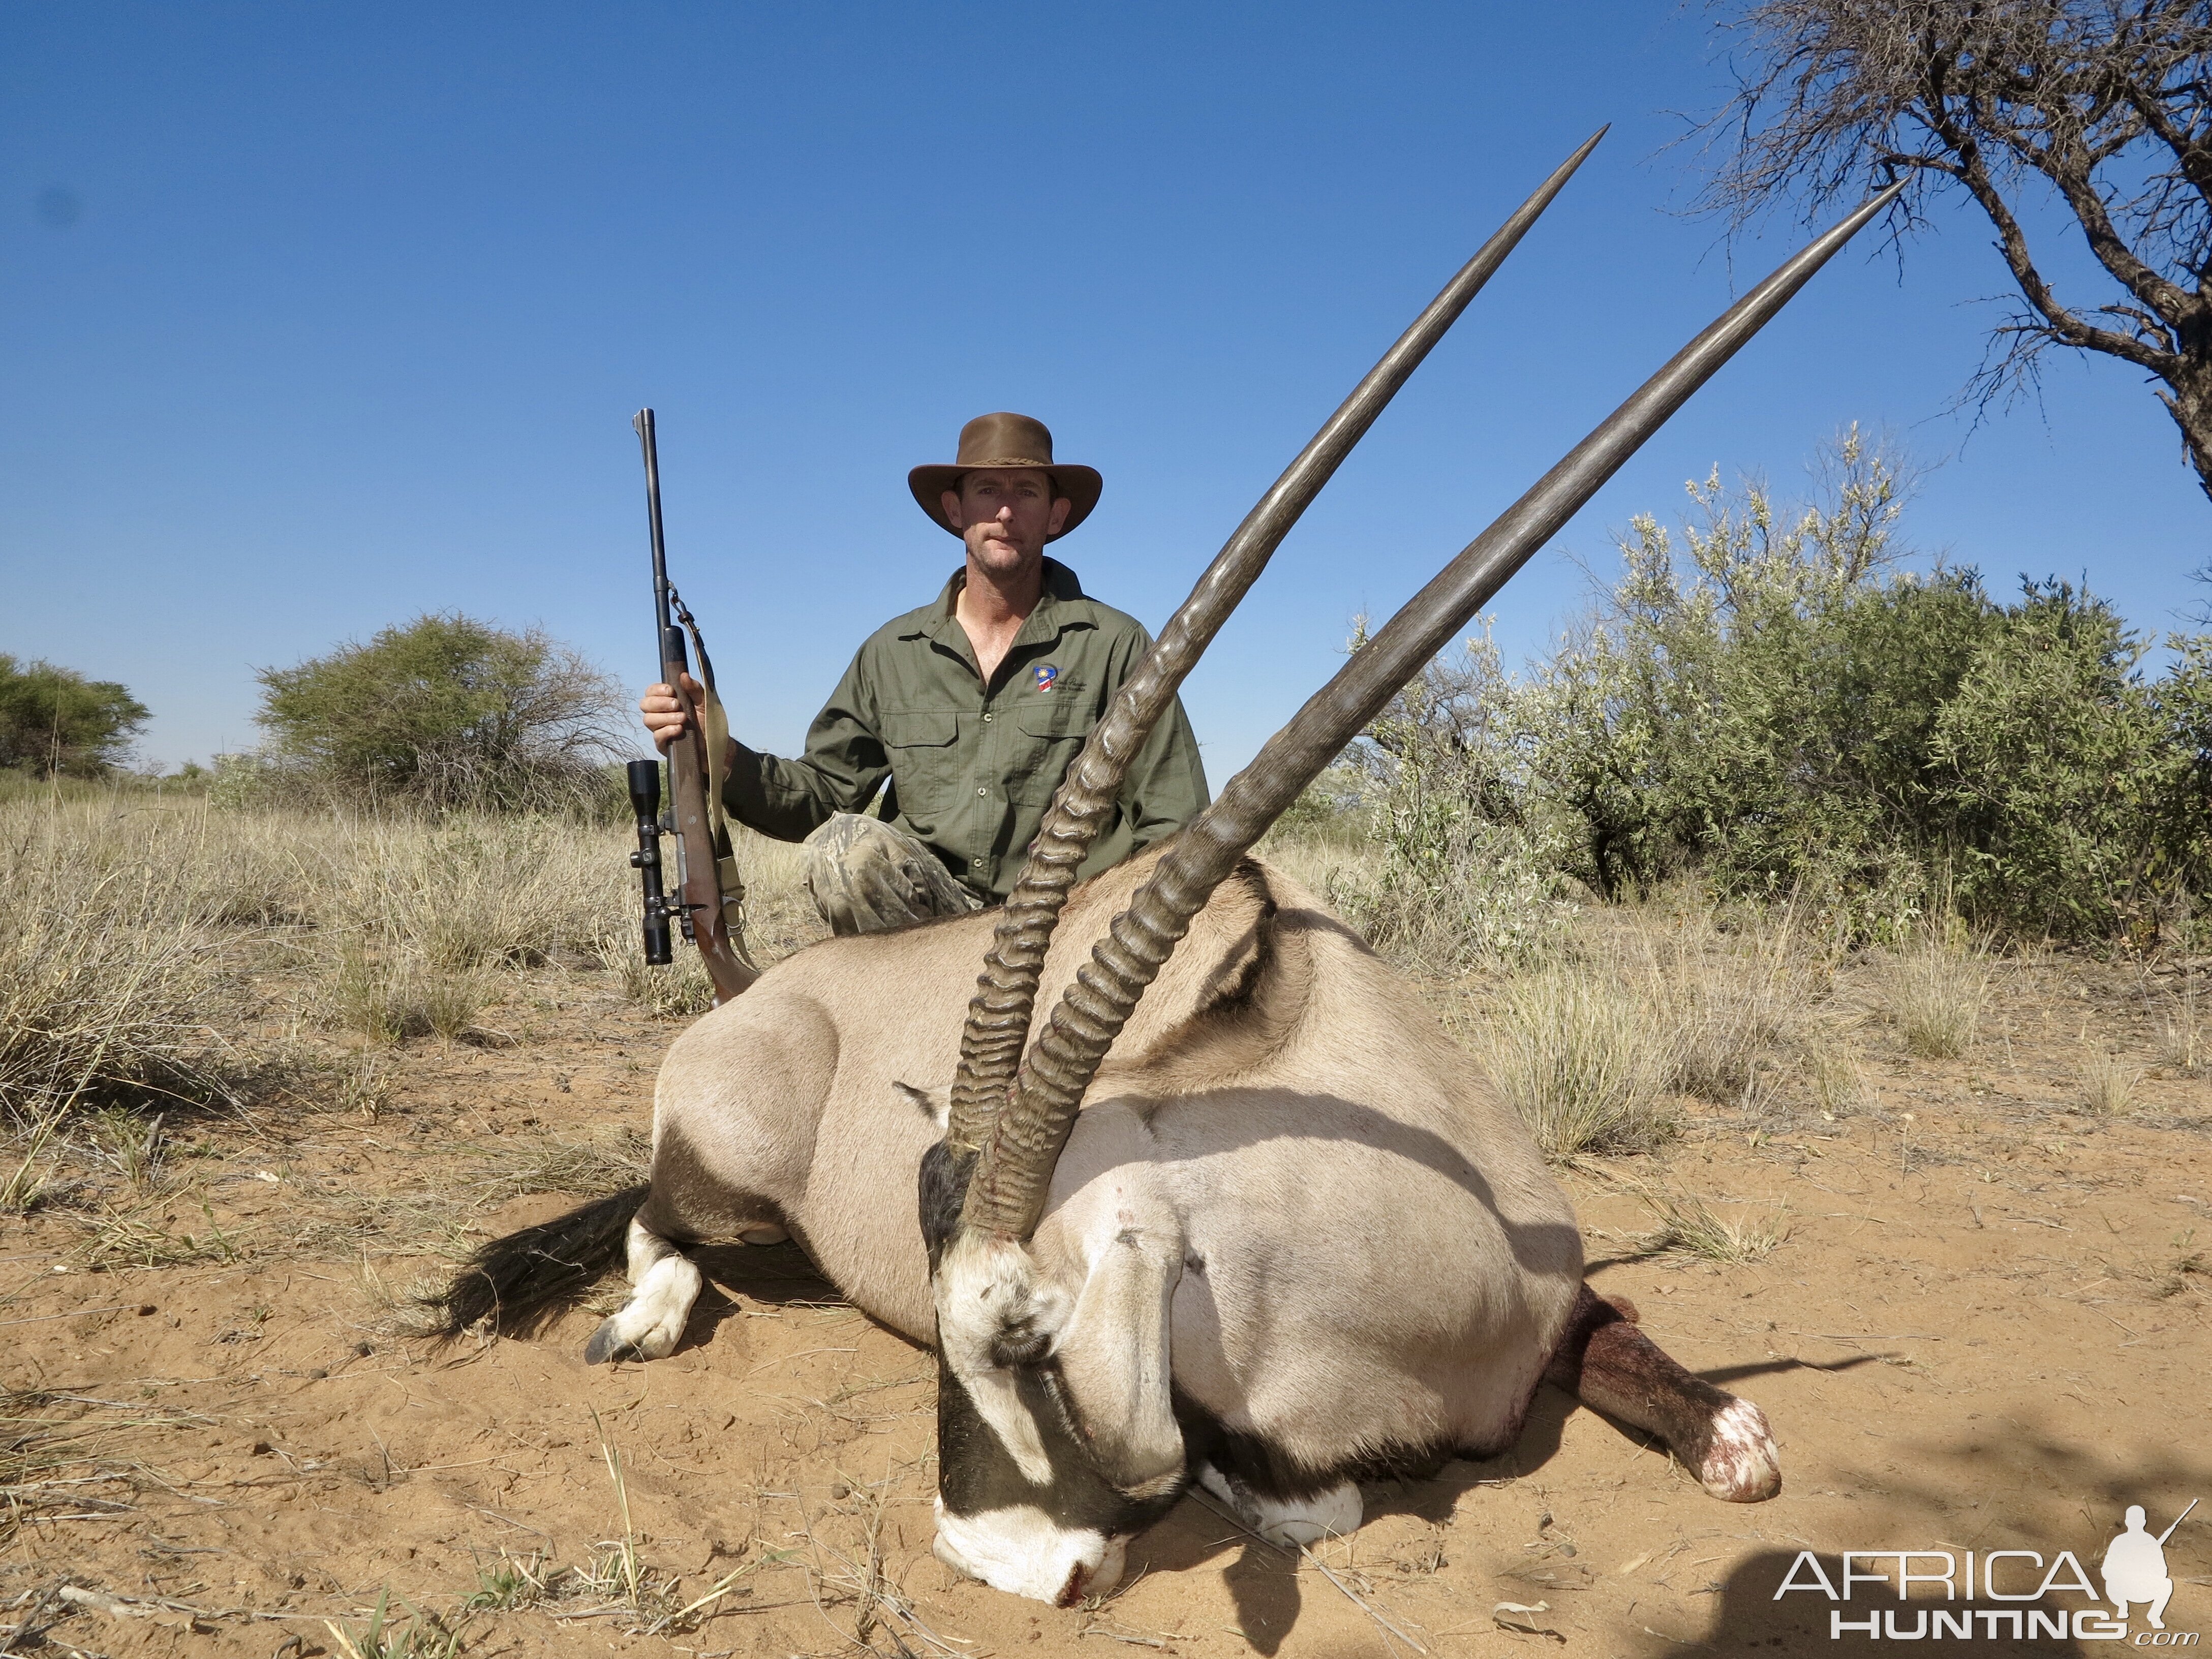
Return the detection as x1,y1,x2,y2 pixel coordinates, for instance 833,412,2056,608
982,712,993,722
977,787,988,796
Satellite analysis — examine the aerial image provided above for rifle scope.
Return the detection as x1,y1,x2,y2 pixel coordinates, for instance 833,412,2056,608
627,758,675,966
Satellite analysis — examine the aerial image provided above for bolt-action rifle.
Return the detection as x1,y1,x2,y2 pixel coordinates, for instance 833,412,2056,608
626,408,759,1006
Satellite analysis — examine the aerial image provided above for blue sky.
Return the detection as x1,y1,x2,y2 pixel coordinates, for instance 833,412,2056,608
5,2,2206,779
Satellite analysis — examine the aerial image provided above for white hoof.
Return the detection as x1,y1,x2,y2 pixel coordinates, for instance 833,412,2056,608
1698,1396,1780,1501
583,1253,701,1365
1199,1463,1362,1548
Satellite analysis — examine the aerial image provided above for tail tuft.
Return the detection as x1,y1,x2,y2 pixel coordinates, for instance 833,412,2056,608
427,1185,649,1341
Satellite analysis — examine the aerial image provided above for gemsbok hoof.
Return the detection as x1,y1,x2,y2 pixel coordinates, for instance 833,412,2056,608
1199,1464,1363,1548
583,1316,639,1365
1696,1396,1781,1502
583,1302,684,1365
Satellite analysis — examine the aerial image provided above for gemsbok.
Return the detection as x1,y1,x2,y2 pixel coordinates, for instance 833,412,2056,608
439,135,1899,1605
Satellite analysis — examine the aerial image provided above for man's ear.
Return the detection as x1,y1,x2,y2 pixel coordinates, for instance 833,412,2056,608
941,489,967,531
1047,496,1072,537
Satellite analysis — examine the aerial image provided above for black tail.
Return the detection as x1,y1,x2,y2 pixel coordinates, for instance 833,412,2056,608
428,1185,649,1340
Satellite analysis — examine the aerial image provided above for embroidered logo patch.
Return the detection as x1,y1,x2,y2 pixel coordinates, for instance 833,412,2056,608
1033,664,1059,693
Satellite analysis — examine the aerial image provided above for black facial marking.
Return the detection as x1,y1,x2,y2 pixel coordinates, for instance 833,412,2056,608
935,1346,1185,1534
917,1139,975,1272
892,1080,943,1122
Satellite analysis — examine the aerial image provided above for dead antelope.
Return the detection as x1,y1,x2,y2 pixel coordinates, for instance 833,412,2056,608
439,140,1897,1606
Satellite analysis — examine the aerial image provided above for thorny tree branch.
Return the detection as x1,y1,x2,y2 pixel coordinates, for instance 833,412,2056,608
1694,0,2212,504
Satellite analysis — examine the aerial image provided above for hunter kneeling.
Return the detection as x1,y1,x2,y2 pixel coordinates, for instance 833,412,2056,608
640,412,1210,936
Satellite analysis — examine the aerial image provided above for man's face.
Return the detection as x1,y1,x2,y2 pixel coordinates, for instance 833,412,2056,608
942,468,1071,576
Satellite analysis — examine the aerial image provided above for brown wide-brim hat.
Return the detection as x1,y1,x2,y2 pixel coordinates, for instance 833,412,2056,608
908,412,1102,542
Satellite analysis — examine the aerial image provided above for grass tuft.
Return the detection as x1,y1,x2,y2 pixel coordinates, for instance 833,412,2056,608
1881,927,1990,1059
464,1551,550,1612
464,1129,650,1202
325,1589,459,1659
598,930,715,1019
2078,1051,2144,1116
1480,962,1681,1160
1631,1184,1788,1265
324,946,494,1045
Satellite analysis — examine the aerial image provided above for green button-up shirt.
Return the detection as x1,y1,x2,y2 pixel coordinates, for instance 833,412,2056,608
722,558,1209,900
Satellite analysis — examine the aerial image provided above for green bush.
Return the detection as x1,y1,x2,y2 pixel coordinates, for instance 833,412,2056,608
0,656,148,777
243,613,628,813
1330,625,1578,968
1341,427,2210,950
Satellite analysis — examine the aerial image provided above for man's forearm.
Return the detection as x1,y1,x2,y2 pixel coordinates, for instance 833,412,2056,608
720,739,847,843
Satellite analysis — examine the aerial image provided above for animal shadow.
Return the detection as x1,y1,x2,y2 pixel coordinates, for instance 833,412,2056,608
1128,1498,1303,1656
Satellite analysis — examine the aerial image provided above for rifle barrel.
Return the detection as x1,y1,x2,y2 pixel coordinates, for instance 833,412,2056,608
635,409,675,648
2158,1497,2197,1545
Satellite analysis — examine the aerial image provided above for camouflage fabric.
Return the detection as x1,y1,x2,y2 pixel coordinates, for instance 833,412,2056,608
722,559,1208,901
803,813,986,936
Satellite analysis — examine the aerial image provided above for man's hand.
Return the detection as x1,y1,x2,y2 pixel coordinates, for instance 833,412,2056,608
639,674,702,755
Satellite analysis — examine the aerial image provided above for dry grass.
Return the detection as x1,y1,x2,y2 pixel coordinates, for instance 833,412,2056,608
599,929,715,1019
1477,961,1682,1160
0,803,253,1134
1629,1183,1789,1265
0,794,820,1151
1806,1043,1863,1115
1880,926,1990,1059
0,1385,208,1543
1618,899,1817,1108
2078,1051,2145,1116
320,815,625,971
462,1128,650,1202
2161,968,2204,1076
324,945,497,1044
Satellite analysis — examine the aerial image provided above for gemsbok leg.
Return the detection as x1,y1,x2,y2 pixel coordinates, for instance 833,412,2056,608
1543,1285,1780,1501
584,1213,706,1364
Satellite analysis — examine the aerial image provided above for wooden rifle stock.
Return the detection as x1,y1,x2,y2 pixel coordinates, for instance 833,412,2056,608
634,409,759,1006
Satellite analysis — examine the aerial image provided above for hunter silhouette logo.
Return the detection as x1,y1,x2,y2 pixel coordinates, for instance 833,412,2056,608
1775,1497,2199,1642
2106,1500,2196,1633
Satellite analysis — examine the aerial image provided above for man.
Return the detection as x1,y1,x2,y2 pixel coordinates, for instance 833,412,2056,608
641,412,1209,935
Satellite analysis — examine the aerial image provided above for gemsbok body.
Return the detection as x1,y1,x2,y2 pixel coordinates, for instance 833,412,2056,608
441,141,1899,1604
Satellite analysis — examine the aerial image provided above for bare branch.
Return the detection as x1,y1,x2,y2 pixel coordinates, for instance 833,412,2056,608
1696,0,2212,505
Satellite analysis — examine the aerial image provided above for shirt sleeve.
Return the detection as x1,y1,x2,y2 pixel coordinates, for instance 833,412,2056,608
721,647,891,841
1110,625,1211,850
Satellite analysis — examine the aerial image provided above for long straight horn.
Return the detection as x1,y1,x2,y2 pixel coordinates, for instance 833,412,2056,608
939,129,1609,1155
960,183,1904,1238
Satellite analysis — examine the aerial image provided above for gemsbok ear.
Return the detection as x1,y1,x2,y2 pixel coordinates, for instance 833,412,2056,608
1049,1220,1185,1501
893,1080,951,1133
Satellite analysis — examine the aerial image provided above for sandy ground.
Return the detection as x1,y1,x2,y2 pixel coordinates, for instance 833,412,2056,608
4,946,2207,1658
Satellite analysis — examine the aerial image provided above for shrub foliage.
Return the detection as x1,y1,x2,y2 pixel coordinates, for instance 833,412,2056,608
0,656,149,777
242,613,628,812
1334,428,2211,951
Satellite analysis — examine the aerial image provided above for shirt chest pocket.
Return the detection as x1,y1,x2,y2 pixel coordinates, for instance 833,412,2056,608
880,711,961,816
1010,696,1092,806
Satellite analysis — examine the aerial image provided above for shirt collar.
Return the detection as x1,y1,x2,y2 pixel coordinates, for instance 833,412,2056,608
909,557,1087,659
928,556,1085,620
